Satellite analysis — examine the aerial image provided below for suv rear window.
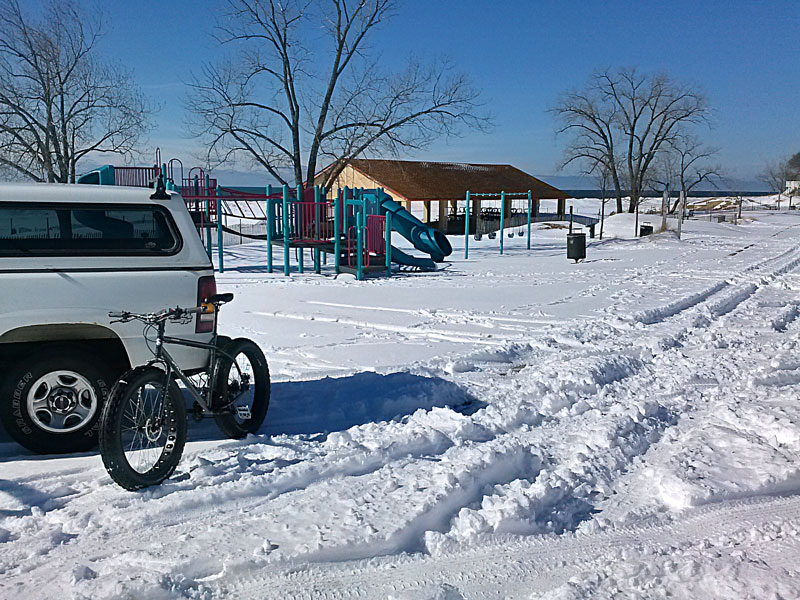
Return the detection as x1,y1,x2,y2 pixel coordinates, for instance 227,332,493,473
0,203,182,257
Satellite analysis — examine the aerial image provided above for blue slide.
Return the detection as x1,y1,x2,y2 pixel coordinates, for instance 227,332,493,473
380,196,453,269
389,246,437,271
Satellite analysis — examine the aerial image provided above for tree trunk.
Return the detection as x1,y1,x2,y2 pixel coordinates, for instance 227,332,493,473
610,168,623,213
599,186,606,241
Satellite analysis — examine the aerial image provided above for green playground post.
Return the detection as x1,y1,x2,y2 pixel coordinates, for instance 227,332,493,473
266,185,273,273
204,174,212,259
282,185,290,276
464,190,471,259
216,185,224,273
385,210,392,276
334,188,341,275
527,190,532,250
296,185,304,274
500,190,506,255
356,208,364,281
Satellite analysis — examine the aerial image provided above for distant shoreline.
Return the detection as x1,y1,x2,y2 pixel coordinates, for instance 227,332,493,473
564,189,773,199
226,186,775,199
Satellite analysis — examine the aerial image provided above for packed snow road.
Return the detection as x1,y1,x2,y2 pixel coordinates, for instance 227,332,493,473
1,212,799,599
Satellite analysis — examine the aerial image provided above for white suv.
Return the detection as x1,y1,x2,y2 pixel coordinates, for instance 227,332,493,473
0,183,216,454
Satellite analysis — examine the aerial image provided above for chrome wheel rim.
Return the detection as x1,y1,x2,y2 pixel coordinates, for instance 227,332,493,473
120,382,175,474
27,370,98,434
228,352,255,424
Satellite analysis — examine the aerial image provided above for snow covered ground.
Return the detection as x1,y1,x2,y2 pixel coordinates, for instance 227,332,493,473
2,210,800,599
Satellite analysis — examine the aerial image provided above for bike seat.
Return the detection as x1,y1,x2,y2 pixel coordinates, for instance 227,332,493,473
205,293,234,304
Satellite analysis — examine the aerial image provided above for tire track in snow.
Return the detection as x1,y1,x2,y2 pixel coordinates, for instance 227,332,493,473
426,241,800,549
593,252,800,526
625,242,800,330
222,494,800,599
250,310,530,347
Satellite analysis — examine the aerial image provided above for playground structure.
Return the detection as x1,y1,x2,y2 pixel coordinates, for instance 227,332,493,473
77,153,601,273
77,161,453,280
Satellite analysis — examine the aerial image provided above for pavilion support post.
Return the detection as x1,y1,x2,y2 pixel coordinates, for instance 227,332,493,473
424,201,431,223
527,190,532,250
500,191,505,255
472,197,481,236
438,200,447,233
557,198,566,221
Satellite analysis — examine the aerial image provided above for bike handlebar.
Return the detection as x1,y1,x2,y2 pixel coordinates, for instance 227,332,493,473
108,306,207,324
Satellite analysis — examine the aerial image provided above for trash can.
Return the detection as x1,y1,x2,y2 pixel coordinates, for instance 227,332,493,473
567,232,586,262
639,224,654,237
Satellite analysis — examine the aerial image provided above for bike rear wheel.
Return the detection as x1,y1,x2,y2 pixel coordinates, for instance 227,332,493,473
213,338,270,439
99,367,186,490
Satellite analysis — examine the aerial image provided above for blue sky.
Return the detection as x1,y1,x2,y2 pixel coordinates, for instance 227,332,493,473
97,0,798,184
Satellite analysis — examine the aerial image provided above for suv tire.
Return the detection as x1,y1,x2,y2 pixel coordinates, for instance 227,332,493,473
0,348,111,454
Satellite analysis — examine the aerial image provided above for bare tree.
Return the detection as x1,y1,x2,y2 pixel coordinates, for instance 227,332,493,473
758,158,790,208
650,150,679,194
0,0,150,183
553,67,710,214
668,135,721,212
587,159,611,240
552,87,626,213
186,0,487,189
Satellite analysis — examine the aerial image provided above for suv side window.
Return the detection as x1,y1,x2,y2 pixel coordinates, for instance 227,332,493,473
0,203,182,257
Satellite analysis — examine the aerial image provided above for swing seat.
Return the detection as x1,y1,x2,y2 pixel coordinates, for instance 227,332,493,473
508,232,514,238
487,231,496,240
473,233,482,241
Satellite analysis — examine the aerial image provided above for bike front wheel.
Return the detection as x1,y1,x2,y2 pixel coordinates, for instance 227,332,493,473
213,338,270,439
99,367,187,490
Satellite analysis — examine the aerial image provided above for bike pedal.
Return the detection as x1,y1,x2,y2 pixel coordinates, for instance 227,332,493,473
235,405,252,420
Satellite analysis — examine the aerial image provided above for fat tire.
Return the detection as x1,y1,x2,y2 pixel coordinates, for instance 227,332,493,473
99,367,186,491
0,347,111,454
213,338,270,439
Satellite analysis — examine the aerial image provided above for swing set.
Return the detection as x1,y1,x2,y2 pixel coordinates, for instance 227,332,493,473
463,190,534,259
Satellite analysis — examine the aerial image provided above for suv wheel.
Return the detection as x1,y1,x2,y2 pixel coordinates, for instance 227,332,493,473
0,348,111,454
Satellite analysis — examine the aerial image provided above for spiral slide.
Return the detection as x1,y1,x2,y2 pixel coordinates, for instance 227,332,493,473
380,196,453,270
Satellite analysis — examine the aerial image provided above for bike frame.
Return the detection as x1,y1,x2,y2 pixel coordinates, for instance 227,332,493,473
147,308,239,415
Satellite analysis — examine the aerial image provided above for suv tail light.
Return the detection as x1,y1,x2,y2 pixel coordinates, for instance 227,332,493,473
196,275,217,333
